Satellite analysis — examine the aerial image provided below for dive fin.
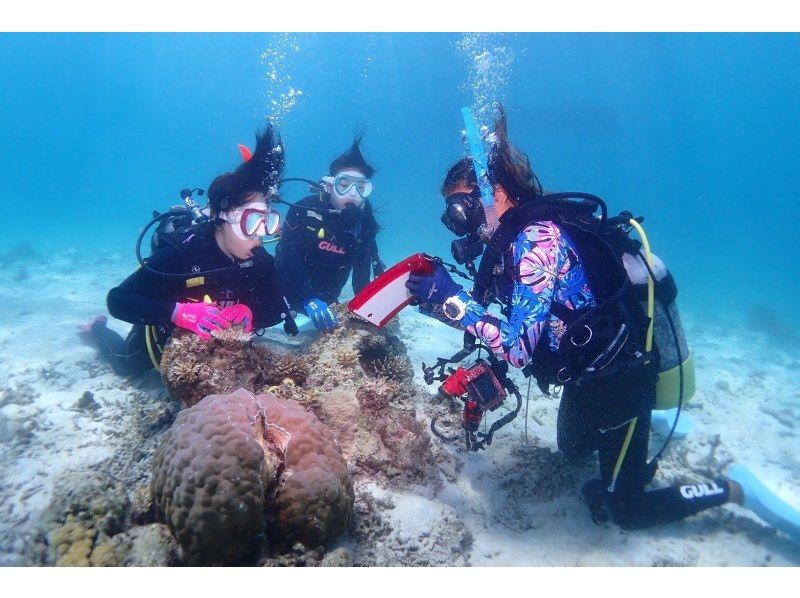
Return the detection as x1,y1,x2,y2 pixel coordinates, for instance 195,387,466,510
728,464,800,543
651,408,693,439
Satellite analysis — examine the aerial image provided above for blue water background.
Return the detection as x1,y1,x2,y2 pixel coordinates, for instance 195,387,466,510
1,33,798,327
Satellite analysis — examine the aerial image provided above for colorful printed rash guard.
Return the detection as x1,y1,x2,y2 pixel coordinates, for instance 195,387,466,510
459,220,597,368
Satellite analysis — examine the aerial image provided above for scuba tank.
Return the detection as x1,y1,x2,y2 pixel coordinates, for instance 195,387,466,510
149,188,208,255
150,205,197,254
622,251,695,410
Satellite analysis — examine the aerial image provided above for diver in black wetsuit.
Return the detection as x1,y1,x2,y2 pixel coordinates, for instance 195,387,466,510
79,126,293,377
406,106,800,542
274,134,384,331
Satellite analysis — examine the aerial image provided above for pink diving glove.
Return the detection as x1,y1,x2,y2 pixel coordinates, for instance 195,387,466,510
172,302,231,340
221,304,254,332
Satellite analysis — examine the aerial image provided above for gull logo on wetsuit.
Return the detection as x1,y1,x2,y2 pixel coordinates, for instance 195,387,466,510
679,483,725,500
319,240,346,255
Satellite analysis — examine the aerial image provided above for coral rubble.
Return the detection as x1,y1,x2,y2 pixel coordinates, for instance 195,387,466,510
39,469,131,566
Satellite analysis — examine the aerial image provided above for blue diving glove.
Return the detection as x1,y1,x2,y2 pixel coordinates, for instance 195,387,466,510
303,298,339,331
406,264,463,305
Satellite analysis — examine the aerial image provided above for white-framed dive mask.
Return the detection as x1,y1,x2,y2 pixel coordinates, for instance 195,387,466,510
218,201,281,240
322,170,373,210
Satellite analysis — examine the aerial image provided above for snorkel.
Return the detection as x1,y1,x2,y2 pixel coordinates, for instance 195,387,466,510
442,107,496,274
461,106,497,233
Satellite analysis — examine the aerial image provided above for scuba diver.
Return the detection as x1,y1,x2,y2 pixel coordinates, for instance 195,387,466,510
274,133,384,331
78,125,295,378
405,105,800,542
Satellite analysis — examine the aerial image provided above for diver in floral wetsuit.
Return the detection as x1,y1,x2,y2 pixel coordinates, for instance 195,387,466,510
459,219,596,367
406,105,800,541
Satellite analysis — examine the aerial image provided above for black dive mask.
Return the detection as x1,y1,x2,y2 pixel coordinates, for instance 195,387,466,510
441,191,486,238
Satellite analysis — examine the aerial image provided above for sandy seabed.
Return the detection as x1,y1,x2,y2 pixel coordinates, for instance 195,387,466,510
0,246,798,566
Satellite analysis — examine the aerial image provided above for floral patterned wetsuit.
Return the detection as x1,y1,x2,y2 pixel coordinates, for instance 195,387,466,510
457,220,597,368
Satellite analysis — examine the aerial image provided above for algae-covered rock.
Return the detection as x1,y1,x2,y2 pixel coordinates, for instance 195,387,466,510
91,524,179,567
129,484,155,526
125,524,180,566
320,547,353,567
44,469,129,537
296,305,439,486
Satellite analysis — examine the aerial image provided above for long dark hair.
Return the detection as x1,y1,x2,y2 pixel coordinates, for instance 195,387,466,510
442,105,543,201
329,131,376,178
207,124,285,216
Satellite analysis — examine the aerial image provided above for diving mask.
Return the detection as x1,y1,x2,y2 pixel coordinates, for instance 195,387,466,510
441,190,486,237
324,172,373,201
219,201,281,240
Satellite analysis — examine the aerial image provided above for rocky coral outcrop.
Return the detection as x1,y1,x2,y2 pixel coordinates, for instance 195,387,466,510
148,307,446,564
297,306,440,486
158,309,441,488
160,328,309,408
303,306,414,391
150,388,353,565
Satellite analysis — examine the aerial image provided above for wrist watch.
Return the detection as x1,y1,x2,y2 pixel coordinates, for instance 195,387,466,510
442,293,468,321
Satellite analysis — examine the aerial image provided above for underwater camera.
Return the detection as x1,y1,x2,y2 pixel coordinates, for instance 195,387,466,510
438,359,507,433
422,345,522,452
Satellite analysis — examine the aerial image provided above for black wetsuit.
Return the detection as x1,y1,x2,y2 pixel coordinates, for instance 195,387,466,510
476,201,731,530
557,365,730,529
274,194,383,311
93,223,288,377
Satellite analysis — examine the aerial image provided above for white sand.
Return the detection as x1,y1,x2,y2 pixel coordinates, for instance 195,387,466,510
1,246,798,565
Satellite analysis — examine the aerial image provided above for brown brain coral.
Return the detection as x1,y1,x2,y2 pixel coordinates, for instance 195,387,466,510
150,388,353,565
257,393,354,549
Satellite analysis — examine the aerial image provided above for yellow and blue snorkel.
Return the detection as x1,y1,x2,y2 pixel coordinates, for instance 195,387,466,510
461,106,497,226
